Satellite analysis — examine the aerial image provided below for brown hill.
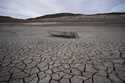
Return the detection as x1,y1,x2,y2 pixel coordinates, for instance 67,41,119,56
26,12,125,24
0,16,24,23
0,12,125,23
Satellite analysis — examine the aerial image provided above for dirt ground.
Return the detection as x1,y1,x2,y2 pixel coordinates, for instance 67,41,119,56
0,23,125,83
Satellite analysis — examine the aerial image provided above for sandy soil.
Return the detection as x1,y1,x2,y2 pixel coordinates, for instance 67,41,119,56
0,23,125,83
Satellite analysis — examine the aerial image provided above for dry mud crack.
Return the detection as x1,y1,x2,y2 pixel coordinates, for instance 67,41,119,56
0,24,125,83
0,38,125,83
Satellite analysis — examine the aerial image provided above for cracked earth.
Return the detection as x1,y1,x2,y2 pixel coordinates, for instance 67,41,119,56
0,24,125,83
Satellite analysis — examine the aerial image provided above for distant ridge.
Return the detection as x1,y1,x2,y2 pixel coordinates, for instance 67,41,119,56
88,12,125,16
27,12,125,20
0,12,125,23
0,16,24,23
27,13,82,20
25,12,125,24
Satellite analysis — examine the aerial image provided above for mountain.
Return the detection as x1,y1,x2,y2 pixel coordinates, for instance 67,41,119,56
26,12,125,23
0,16,24,23
27,13,82,20
0,12,125,23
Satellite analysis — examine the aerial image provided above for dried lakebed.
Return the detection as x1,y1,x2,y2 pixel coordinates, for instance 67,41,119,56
0,24,125,83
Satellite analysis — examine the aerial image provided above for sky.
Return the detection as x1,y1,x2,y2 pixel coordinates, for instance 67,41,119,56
0,0,125,19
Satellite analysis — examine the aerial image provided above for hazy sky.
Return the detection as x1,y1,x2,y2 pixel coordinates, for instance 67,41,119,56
0,0,125,19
